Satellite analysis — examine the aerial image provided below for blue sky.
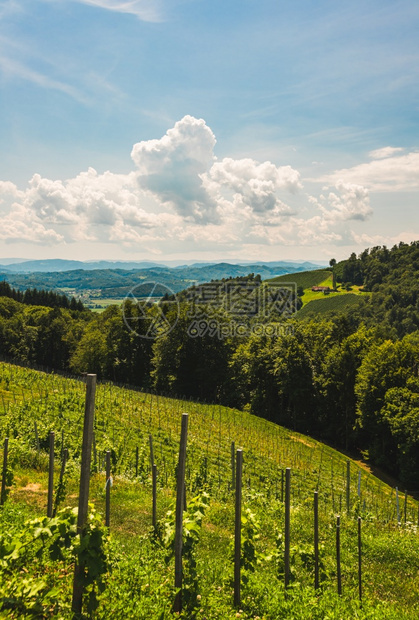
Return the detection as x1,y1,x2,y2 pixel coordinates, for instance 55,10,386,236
0,0,418,262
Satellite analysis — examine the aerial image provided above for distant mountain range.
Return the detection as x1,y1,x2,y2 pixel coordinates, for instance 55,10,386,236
0,258,327,273
0,259,326,301
0,259,165,272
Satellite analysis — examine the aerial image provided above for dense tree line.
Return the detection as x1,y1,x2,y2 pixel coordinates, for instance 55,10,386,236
336,241,419,336
0,281,84,311
0,296,91,370
0,242,417,488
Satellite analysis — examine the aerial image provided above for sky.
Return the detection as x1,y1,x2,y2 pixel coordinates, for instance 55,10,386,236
0,0,418,263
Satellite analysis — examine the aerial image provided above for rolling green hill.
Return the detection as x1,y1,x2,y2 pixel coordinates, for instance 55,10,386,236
267,266,367,314
267,268,331,290
297,293,366,319
0,362,418,618
266,267,369,315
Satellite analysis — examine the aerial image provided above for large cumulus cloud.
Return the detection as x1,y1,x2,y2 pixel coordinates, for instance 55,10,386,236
1,115,405,255
204,157,301,217
0,116,305,248
131,115,219,223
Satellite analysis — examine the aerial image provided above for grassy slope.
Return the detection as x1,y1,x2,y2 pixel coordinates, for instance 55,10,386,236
267,268,369,316
297,293,365,318
0,362,418,619
267,268,331,289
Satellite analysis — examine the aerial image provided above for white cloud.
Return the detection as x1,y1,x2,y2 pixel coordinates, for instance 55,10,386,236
322,181,372,222
0,54,89,104
204,157,301,216
0,204,64,245
0,116,401,255
0,180,21,200
369,146,404,160
389,231,419,245
0,1,21,19
131,115,219,223
0,30,124,106
321,151,419,191
73,0,164,22
266,182,373,248
350,231,388,246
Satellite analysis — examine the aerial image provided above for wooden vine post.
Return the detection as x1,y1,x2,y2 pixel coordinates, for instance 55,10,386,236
173,413,189,613
71,374,97,615
53,448,68,517
149,434,154,469
284,467,291,588
152,463,157,530
34,421,40,455
47,431,55,518
314,491,319,589
346,461,350,513
336,515,342,595
231,441,236,491
0,437,9,506
234,449,243,608
281,468,284,503
358,516,362,603
105,450,111,528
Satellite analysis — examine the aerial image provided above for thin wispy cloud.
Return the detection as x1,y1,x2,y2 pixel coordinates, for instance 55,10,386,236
0,1,22,19
73,0,164,22
0,32,123,106
320,151,419,192
369,147,404,160
0,55,89,104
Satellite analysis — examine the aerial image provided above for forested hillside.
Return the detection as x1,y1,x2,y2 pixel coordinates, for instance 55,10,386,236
0,241,418,489
333,242,419,337
0,281,84,311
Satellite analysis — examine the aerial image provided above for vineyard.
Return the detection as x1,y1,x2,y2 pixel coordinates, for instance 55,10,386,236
266,269,331,290
296,293,365,319
0,361,418,619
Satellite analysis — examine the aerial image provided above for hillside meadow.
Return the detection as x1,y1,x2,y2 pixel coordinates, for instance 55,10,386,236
0,362,418,619
266,268,368,310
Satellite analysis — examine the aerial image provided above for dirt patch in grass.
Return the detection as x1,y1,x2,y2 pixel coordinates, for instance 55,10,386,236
291,435,315,448
11,487,48,512
351,458,400,489
18,483,44,493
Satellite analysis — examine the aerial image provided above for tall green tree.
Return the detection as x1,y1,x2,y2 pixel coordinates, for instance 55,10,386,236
318,326,378,448
152,305,233,401
355,331,419,482
329,258,337,290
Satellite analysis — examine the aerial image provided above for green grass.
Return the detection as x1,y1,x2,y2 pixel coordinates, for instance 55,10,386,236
88,298,125,312
0,362,418,618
